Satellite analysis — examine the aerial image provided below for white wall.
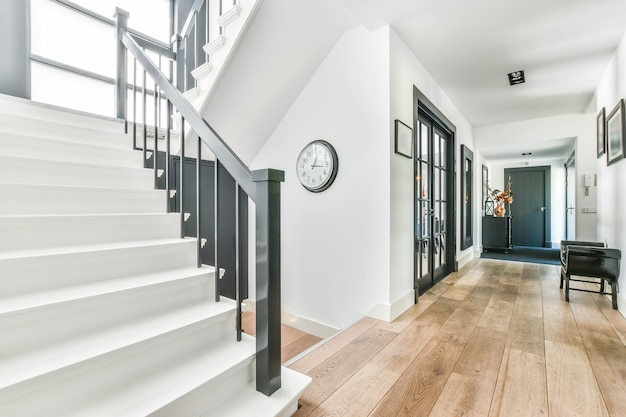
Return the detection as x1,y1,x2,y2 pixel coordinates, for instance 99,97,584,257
250,24,477,332
595,32,626,316
388,27,475,318
251,26,391,331
474,113,597,242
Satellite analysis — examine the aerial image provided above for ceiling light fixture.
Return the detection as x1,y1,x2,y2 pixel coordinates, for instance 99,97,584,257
508,70,525,85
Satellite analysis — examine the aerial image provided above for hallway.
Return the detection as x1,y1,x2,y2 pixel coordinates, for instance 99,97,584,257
288,258,626,416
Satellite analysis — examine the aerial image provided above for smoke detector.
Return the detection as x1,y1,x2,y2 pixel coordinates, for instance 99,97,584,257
508,70,525,85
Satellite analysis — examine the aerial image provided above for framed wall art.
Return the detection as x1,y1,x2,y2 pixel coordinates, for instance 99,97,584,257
394,119,413,158
597,107,605,158
606,99,625,166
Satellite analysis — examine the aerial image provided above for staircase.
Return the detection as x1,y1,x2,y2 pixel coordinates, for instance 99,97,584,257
0,95,310,416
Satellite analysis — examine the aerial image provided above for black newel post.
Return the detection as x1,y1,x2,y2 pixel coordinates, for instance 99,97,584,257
252,168,284,396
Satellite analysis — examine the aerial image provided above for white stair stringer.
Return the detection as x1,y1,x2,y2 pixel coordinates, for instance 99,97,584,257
172,0,262,135
0,94,310,415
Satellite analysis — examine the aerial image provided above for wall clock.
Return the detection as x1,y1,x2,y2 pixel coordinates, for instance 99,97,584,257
296,140,339,192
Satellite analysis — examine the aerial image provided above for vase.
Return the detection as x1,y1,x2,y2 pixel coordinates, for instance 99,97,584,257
494,202,506,217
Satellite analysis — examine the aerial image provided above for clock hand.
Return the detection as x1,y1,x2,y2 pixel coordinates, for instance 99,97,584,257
311,164,324,168
311,155,318,169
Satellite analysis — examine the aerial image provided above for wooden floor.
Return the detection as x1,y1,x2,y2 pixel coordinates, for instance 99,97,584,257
287,258,626,417
242,311,322,364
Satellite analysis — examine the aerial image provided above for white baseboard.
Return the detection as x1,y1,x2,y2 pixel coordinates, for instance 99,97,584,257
366,289,415,323
458,250,475,270
243,300,339,339
617,293,626,319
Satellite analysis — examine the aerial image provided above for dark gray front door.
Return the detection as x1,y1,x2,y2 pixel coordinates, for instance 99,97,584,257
505,166,551,247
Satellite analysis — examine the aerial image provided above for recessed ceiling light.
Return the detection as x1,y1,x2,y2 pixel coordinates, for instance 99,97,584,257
508,70,525,85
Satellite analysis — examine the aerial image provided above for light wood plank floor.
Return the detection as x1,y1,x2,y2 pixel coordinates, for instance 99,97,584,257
288,258,626,417
242,311,322,364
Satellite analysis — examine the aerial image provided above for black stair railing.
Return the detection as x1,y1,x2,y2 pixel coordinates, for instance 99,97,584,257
114,8,283,397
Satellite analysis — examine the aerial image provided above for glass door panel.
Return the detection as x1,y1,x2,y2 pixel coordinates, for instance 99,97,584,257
415,115,453,295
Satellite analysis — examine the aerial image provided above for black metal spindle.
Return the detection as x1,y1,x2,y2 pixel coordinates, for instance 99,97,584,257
132,58,137,150
153,75,159,188
214,157,220,302
180,117,186,238
193,12,199,88
196,136,202,268
142,66,147,168
166,100,172,212
235,182,242,341
183,36,189,92
205,0,210,46
219,0,223,35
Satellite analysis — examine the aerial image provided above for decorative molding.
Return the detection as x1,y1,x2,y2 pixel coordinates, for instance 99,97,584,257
203,35,227,56
183,87,201,100
191,62,213,80
217,5,241,28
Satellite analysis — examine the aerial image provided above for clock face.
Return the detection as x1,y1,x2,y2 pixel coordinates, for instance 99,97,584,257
296,140,338,192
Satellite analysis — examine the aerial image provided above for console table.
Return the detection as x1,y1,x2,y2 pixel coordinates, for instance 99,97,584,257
482,216,512,251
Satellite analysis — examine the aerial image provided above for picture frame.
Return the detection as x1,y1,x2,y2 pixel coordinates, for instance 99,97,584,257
606,99,625,166
597,107,605,158
394,119,413,158
481,164,488,216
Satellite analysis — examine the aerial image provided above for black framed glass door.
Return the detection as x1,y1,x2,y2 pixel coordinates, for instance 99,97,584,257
415,112,454,295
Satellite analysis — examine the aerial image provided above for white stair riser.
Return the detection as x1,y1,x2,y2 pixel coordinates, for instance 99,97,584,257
0,317,248,417
152,356,255,417
0,184,167,215
0,134,142,168
0,94,126,135
0,240,198,301
0,214,181,251
0,156,154,189
0,118,132,150
1,277,223,386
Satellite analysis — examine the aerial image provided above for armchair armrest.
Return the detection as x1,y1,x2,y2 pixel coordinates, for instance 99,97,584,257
560,240,605,265
566,246,621,260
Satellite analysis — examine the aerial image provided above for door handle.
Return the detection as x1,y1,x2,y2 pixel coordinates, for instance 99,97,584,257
540,206,546,212
424,208,435,216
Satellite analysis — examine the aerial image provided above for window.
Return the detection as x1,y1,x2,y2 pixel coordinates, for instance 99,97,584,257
30,0,170,117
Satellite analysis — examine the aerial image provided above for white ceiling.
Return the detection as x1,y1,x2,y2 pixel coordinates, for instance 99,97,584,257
334,0,626,160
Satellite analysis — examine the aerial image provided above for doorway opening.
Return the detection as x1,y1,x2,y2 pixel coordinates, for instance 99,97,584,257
565,152,576,240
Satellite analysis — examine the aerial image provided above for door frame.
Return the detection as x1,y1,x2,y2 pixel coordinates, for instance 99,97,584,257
504,166,551,247
413,86,457,298
565,152,576,240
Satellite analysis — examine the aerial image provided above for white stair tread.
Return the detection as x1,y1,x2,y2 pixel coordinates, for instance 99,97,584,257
208,367,312,417
0,264,215,316
0,237,196,261
0,292,234,392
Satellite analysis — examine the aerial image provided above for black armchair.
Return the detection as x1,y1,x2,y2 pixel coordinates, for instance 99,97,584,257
560,240,621,309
